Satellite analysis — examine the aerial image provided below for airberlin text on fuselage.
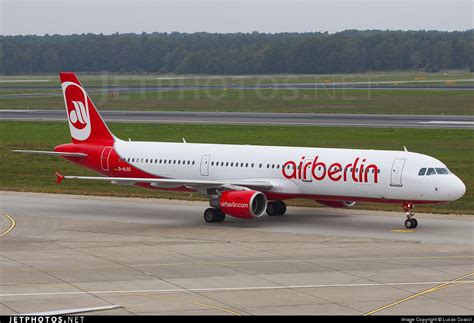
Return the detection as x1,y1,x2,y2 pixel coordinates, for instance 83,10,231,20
282,156,379,183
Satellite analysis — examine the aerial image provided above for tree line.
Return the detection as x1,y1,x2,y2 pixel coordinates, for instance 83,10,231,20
0,30,472,75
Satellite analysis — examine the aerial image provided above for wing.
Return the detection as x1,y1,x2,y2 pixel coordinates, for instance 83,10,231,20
13,150,87,157
55,173,273,193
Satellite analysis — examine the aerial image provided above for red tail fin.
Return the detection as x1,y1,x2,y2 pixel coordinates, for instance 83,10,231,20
60,72,114,144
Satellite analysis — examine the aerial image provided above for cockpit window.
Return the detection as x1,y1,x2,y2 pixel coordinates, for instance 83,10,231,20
435,168,449,175
426,168,436,176
418,168,427,176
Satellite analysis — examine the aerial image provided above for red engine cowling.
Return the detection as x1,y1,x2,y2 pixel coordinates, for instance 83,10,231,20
316,200,356,208
218,190,267,219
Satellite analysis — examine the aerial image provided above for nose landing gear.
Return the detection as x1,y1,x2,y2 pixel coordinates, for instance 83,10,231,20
403,202,418,229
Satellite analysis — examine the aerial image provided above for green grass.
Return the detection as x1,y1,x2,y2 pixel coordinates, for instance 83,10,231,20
1,88,473,115
1,71,473,115
1,71,473,87
1,121,472,214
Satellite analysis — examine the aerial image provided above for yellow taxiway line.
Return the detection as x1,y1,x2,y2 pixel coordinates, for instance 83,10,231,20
134,293,242,316
364,271,474,315
0,211,16,237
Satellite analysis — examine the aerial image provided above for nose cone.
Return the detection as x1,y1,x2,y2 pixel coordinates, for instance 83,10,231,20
450,175,466,201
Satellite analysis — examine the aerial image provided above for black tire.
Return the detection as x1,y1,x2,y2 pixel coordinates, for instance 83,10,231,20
215,209,226,222
204,208,225,223
411,218,418,228
405,219,415,229
275,201,287,215
266,202,279,216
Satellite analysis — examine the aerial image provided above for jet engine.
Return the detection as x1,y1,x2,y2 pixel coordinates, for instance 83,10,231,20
316,200,356,208
212,190,267,219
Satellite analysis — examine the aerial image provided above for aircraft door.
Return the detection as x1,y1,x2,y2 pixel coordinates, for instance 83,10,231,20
390,158,406,187
100,146,113,171
200,155,211,176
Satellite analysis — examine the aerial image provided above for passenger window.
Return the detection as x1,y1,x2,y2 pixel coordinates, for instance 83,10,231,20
426,168,436,176
418,168,426,176
435,168,449,175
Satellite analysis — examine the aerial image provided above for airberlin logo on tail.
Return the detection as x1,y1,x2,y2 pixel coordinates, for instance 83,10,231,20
62,81,91,141
282,156,379,184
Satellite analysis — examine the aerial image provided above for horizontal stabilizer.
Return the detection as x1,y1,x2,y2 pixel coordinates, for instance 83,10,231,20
12,150,87,157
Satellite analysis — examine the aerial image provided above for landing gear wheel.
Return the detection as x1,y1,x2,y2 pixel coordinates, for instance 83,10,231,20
266,201,287,216
275,201,287,215
266,202,279,216
403,202,418,229
204,208,225,223
405,219,416,229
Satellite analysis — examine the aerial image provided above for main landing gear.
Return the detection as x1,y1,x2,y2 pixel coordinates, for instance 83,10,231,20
203,200,288,223
266,200,287,216
403,202,418,229
203,208,226,223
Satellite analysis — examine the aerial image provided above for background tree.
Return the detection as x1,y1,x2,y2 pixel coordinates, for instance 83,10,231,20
0,30,472,75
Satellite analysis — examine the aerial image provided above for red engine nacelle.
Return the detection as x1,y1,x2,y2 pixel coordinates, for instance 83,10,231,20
316,200,356,208
218,190,267,219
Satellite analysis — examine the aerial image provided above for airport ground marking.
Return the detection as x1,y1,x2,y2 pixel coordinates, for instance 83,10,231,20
0,211,16,237
1,280,474,298
0,255,473,273
363,272,474,316
133,293,242,316
390,229,416,233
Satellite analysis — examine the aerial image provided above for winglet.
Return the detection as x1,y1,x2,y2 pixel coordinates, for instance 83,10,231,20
55,172,65,184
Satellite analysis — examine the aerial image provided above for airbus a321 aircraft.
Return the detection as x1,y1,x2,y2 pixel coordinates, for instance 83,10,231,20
15,73,466,229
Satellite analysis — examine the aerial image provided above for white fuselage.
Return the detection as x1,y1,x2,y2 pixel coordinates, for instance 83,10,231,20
113,140,466,203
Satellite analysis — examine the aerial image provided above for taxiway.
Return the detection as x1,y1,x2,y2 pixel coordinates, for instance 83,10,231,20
0,191,472,315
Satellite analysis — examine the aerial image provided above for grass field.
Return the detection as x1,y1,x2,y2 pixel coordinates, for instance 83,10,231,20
1,71,473,115
1,71,473,86
1,88,473,115
1,121,472,214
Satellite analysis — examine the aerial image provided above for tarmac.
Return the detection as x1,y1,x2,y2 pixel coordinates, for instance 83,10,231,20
2,110,474,129
0,191,472,315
